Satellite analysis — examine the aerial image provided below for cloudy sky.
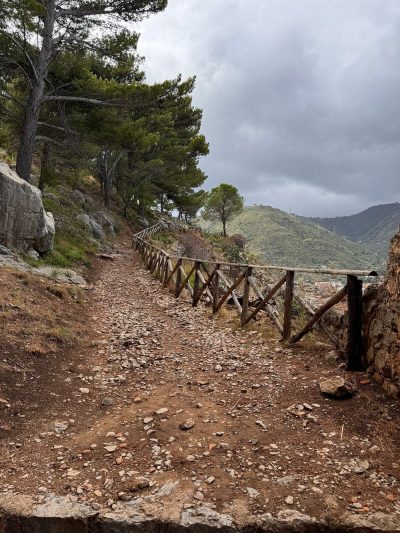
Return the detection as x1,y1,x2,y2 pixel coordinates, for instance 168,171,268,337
137,0,400,216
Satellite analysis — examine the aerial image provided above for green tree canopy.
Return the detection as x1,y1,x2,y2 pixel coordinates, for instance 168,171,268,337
0,0,167,181
203,183,244,237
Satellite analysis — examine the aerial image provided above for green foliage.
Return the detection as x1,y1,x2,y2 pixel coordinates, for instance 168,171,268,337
151,232,174,245
32,193,99,268
1,1,209,221
203,184,244,237
200,205,380,270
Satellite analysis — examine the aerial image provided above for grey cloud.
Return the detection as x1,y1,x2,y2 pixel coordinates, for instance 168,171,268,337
137,0,400,216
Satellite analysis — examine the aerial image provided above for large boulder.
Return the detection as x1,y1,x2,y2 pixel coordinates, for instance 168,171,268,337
0,161,55,253
77,213,104,241
319,376,356,399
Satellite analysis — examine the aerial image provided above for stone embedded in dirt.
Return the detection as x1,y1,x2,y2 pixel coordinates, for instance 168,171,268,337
287,404,306,417
143,417,154,424
129,477,150,492
101,397,113,406
118,492,132,502
277,475,295,486
79,387,90,394
98,254,116,261
319,376,356,398
247,487,259,499
50,421,68,434
255,420,267,429
155,407,169,415
349,459,370,474
215,364,223,372
103,478,113,490
193,491,204,501
0,398,9,409
179,418,195,430
104,445,117,452
207,476,216,484
285,495,294,505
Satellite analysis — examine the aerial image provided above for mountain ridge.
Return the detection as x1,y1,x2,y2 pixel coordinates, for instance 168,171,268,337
306,202,400,260
200,205,380,271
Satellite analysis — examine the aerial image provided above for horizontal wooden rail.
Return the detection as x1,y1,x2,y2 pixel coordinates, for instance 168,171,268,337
133,236,378,277
133,221,379,371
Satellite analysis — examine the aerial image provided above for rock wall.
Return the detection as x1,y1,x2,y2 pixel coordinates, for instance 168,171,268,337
0,161,55,253
363,231,400,397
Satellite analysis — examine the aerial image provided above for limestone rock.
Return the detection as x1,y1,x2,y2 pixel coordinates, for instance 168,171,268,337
77,214,104,241
0,245,12,255
69,189,86,205
92,211,116,235
42,192,60,205
0,160,55,253
319,376,356,398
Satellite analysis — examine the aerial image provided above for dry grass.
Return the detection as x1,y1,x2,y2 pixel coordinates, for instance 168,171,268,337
45,325,76,345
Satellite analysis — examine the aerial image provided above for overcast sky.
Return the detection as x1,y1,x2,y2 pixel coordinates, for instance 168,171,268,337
137,0,400,217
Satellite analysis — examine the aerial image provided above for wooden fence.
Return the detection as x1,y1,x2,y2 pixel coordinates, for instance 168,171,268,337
133,223,378,371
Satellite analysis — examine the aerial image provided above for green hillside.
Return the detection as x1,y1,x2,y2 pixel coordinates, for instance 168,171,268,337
200,205,380,270
308,203,400,259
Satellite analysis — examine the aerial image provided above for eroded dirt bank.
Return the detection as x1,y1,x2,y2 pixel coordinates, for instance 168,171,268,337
1,242,400,531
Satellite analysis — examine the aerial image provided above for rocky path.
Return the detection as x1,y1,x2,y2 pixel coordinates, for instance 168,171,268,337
1,242,400,529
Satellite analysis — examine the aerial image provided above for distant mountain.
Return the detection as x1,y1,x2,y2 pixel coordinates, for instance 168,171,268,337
307,203,400,260
200,205,378,271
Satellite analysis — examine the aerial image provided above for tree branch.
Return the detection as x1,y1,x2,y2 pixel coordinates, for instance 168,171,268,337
0,29,39,81
35,135,65,147
0,89,25,107
42,95,130,107
0,59,34,88
38,121,78,135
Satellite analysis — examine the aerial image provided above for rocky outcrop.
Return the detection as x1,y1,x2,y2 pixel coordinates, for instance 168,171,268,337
363,231,400,396
77,211,116,241
0,161,55,253
0,254,87,286
77,213,105,241
1,492,400,532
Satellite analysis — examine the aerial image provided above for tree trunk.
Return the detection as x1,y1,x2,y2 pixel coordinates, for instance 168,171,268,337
138,198,145,216
16,1,57,182
38,142,50,191
222,218,227,237
104,176,111,207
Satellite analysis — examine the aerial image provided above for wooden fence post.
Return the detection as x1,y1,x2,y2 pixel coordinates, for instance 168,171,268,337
283,270,295,340
241,266,253,326
193,261,201,307
346,275,364,370
163,256,170,285
212,264,221,313
175,259,183,298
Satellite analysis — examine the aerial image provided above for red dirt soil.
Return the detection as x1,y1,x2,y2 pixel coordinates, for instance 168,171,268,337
0,242,399,524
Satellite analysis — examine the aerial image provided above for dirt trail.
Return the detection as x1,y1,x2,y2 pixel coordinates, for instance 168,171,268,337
1,241,400,526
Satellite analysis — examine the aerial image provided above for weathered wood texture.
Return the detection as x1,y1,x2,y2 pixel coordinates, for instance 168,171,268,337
283,270,295,340
133,224,377,370
346,275,364,371
290,287,347,344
